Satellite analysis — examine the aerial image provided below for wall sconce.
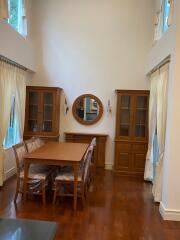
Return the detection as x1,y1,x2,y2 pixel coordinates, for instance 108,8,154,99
64,98,69,115
107,99,112,114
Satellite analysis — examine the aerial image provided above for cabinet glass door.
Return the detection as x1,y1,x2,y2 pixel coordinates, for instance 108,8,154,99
42,92,54,132
118,95,132,137
134,95,148,139
28,92,39,132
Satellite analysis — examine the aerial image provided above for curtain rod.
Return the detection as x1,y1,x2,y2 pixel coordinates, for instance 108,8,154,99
0,55,28,71
147,55,171,77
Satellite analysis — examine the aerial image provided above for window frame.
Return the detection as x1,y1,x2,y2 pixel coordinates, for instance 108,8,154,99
7,0,27,38
162,0,170,33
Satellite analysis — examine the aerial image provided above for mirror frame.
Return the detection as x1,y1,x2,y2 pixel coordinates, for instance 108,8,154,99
72,94,103,125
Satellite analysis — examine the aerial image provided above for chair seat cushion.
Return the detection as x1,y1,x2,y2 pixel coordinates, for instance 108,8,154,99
20,167,52,180
55,168,82,182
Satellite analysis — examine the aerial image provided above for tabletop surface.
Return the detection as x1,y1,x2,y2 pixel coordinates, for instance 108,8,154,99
24,142,89,162
0,218,57,240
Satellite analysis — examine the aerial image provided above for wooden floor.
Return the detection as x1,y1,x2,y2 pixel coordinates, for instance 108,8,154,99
1,170,180,240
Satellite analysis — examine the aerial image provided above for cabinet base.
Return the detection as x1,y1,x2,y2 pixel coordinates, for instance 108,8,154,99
113,169,144,178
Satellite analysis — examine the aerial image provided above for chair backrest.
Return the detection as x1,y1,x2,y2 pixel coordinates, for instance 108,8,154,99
90,137,96,148
25,137,37,153
13,142,27,175
82,138,96,182
89,137,96,165
34,137,45,148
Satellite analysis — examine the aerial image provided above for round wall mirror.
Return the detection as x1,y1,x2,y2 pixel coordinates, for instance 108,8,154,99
72,94,103,125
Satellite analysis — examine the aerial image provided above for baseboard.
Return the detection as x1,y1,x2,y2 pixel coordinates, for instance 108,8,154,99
160,202,180,221
5,167,16,181
105,164,113,170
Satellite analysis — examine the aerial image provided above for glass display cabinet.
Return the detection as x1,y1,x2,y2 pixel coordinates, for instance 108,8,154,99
114,90,149,176
24,86,62,141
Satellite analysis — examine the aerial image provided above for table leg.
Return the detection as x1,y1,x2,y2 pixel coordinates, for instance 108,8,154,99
73,164,79,211
23,160,30,202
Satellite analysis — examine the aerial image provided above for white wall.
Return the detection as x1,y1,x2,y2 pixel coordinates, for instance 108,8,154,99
160,1,180,221
29,0,155,168
0,1,36,71
147,0,180,221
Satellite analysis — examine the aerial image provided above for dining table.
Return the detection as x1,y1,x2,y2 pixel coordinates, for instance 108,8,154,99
23,141,89,211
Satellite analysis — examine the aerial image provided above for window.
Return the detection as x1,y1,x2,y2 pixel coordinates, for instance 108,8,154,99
7,0,27,37
3,96,20,149
154,0,173,41
8,0,19,32
163,0,170,33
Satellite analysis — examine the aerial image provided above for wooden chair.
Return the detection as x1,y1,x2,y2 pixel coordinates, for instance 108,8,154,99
25,137,57,190
33,137,45,148
25,138,51,171
87,138,96,187
52,143,95,206
13,142,52,204
25,137,38,153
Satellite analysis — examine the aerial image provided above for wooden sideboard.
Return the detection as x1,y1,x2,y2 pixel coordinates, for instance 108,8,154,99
64,132,108,168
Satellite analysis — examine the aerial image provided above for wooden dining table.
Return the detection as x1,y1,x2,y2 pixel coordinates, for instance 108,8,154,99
23,141,89,211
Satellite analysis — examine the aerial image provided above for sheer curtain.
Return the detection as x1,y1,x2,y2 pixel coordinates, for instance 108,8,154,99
0,61,16,186
144,62,169,202
0,0,9,19
15,68,26,142
0,60,26,186
144,72,158,181
152,63,169,202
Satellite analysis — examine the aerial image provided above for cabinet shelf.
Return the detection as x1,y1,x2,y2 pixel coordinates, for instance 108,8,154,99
136,108,146,110
29,104,38,106
44,104,53,107
121,107,130,110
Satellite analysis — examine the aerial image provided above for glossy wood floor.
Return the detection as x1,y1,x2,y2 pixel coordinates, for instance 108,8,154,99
1,170,180,240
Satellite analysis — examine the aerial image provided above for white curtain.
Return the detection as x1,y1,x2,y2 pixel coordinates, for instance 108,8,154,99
0,60,26,186
154,1,163,41
144,72,158,181
167,0,174,27
0,0,9,19
152,63,169,202
0,61,16,186
15,68,26,141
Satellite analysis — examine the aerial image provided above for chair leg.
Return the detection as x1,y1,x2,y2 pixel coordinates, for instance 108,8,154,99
88,164,95,188
82,194,86,207
85,181,88,198
81,183,86,207
14,178,20,203
53,182,57,205
42,180,46,205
